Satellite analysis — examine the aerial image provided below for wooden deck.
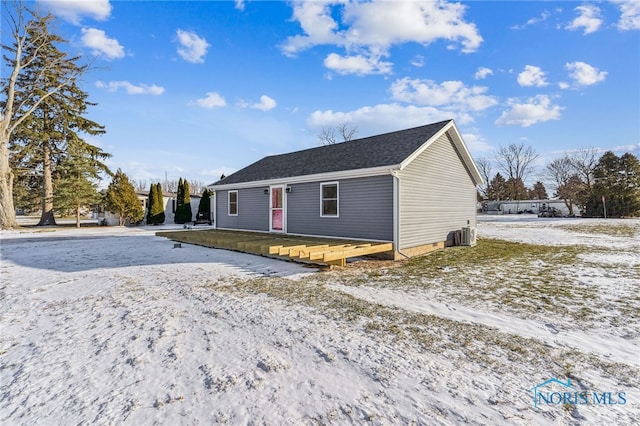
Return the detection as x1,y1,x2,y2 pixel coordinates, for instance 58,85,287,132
156,229,393,267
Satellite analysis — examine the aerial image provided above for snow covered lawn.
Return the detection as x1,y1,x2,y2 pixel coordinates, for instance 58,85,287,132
1,218,638,425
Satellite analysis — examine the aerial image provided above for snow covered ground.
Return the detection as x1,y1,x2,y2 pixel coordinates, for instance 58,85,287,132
1,217,638,425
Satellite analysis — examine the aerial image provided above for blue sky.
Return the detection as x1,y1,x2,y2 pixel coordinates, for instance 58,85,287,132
23,0,640,186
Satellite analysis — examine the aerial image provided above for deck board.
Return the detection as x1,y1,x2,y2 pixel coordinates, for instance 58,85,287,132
156,229,393,267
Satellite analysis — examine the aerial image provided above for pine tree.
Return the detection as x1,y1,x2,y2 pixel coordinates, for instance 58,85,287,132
1,4,86,229
154,183,165,224
197,189,212,219
53,139,104,227
9,13,109,226
585,152,640,217
146,183,156,224
487,173,508,201
175,178,192,224
104,169,143,226
147,182,165,225
182,180,192,222
528,181,548,200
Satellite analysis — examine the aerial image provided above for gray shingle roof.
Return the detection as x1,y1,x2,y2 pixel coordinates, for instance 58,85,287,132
214,120,452,186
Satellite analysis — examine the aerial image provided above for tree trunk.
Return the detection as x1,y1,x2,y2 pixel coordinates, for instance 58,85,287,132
38,141,56,226
76,204,81,228
0,134,19,229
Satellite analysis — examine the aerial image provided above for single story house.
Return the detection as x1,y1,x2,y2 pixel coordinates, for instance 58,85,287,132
208,119,483,259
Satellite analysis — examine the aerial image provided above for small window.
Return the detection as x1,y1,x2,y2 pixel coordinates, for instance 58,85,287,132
320,182,338,217
228,190,238,216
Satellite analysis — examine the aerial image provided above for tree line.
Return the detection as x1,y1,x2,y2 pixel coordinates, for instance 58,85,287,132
1,2,212,229
103,172,212,226
478,144,640,217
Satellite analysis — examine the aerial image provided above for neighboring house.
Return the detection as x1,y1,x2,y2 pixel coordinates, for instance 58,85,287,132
97,191,203,225
209,119,483,259
486,199,581,216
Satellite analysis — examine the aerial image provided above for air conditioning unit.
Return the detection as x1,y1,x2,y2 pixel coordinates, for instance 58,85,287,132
461,226,477,246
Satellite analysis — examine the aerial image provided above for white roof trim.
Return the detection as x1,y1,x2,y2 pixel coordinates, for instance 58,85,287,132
209,165,398,191
399,120,483,185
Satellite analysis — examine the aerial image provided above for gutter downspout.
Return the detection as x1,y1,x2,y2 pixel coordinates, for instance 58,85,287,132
392,170,410,260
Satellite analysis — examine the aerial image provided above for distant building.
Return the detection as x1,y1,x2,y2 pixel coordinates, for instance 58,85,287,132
96,191,204,225
485,199,581,216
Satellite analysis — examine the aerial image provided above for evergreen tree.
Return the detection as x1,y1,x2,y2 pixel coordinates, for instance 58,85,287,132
155,183,165,224
1,4,86,229
528,181,548,199
174,177,183,224
585,152,640,217
175,178,192,224
198,189,211,216
9,13,108,226
487,173,508,201
146,183,156,224
104,169,143,226
147,182,165,225
53,139,105,227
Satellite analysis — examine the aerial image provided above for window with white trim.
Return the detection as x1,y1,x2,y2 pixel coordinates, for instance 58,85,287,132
320,182,338,217
228,190,238,216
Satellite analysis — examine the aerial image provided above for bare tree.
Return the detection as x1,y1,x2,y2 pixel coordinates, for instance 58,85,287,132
132,179,148,192
162,179,178,194
568,148,599,192
546,156,581,215
475,157,492,200
1,2,82,229
188,179,207,195
495,143,539,202
317,122,358,145
546,157,573,193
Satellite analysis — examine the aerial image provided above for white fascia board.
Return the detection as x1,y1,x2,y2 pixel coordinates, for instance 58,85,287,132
398,120,483,185
210,165,398,191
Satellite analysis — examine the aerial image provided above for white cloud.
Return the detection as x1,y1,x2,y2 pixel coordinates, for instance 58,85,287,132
613,144,640,152
81,28,124,59
176,29,210,64
517,65,549,87
282,0,482,75
194,92,226,109
461,131,494,152
611,0,640,30
566,4,602,34
40,0,111,24
95,81,164,95
558,81,571,90
307,103,458,135
495,95,563,127
324,52,393,75
474,67,493,80
565,61,607,86
411,55,425,67
511,10,551,30
251,95,277,112
235,0,245,12
390,78,498,114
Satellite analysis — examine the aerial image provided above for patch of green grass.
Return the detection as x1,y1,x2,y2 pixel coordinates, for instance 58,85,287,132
339,239,596,320
403,238,580,275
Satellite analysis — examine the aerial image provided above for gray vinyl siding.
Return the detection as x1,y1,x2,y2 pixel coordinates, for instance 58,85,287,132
288,175,393,241
215,188,268,231
399,131,477,249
